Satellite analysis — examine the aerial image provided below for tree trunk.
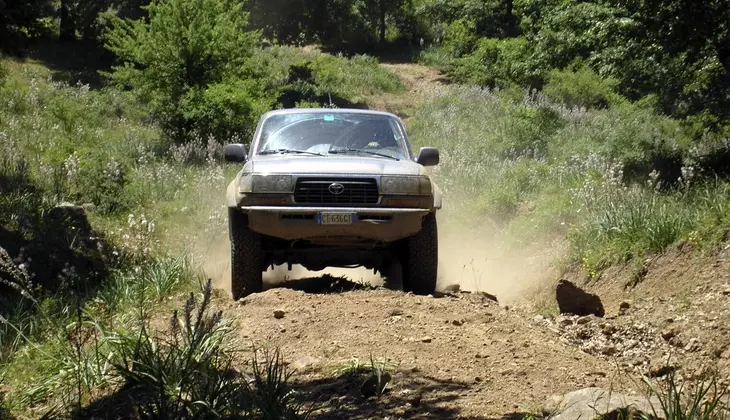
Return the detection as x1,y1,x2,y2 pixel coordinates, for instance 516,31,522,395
59,0,75,42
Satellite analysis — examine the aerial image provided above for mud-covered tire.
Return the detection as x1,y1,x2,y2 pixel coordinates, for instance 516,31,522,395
402,212,438,295
229,209,263,300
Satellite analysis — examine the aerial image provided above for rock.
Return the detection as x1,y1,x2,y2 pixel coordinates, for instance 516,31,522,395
619,301,631,313
273,310,286,319
291,356,321,371
452,319,464,326
648,357,677,378
476,291,499,303
546,388,659,420
602,324,617,335
47,202,93,237
684,337,700,352
533,315,545,323
388,308,404,317
576,315,594,325
442,284,461,293
661,326,680,341
576,328,593,340
421,336,433,343
722,289,730,296
555,280,605,317
559,318,575,327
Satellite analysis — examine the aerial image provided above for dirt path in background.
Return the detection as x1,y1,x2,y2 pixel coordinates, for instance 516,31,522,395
365,62,449,118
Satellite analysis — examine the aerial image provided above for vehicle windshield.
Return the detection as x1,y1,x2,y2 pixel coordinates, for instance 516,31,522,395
255,112,410,160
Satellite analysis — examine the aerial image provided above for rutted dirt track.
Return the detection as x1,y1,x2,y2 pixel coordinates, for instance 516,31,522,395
200,64,730,419
221,281,623,419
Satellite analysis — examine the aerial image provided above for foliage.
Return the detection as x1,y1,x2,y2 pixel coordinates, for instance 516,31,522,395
449,37,540,89
641,369,729,420
103,0,273,141
542,66,625,110
108,280,239,418
408,85,730,279
0,0,54,52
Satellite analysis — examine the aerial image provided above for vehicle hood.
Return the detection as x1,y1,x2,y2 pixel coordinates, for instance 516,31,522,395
247,155,425,176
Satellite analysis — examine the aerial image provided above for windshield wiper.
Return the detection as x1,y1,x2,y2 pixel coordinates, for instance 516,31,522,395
328,148,400,161
259,149,325,156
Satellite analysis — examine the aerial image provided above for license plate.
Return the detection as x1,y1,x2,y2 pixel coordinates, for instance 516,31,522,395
317,213,356,225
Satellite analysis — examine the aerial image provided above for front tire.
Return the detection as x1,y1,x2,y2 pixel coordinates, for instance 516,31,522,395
402,212,438,295
229,209,263,300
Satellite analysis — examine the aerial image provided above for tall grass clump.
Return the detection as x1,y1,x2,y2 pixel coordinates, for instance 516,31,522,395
641,370,729,420
408,84,730,278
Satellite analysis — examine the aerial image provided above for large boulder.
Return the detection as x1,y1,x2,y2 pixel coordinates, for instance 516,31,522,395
556,279,605,317
47,202,93,239
545,388,659,420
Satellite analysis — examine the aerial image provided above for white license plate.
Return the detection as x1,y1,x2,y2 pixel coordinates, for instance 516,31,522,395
317,213,356,225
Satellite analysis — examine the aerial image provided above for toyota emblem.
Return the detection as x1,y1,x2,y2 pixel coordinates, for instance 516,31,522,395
328,183,345,195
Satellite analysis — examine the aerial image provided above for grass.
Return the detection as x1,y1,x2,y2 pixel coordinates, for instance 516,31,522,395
407,84,730,280
641,370,729,420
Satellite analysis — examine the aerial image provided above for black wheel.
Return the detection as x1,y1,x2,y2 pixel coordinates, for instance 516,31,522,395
381,258,403,291
229,209,263,300
402,212,438,295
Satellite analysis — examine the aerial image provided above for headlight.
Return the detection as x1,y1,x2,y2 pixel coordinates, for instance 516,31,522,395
381,176,431,196
238,174,293,193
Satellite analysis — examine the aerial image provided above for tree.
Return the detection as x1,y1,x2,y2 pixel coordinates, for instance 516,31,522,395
358,0,408,44
0,0,53,52
104,0,274,141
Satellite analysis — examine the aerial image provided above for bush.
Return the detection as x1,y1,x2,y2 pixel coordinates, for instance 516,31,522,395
449,37,541,89
252,46,404,108
543,66,625,110
106,280,306,419
103,0,272,142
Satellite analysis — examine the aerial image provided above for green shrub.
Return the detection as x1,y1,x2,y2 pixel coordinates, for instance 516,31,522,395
543,66,625,109
442,19,479,57
103,0,271,141
449,37,541,89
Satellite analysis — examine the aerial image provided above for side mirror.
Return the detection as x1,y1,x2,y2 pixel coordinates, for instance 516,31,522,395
416,147,440,167
224,143,248,163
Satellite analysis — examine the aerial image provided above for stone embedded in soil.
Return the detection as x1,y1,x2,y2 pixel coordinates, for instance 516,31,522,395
546,388,660,420
273,309,286,319
661,326,680,341
555,279,605,317
421,336,433,343
389,308,404,317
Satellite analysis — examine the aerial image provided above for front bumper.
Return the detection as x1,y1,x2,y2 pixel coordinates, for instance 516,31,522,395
238,206,432,243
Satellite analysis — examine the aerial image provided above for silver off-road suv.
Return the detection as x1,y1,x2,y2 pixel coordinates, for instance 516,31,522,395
224,108,442,299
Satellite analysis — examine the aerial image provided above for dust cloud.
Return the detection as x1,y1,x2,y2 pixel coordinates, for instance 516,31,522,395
435,220,566,303
197,214,564,304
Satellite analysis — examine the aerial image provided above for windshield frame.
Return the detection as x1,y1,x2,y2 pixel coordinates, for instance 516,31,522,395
249,110,416,161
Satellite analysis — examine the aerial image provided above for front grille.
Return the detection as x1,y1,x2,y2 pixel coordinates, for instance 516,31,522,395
294,177,379,205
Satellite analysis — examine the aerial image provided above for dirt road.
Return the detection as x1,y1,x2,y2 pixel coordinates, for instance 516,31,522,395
219,279,624,419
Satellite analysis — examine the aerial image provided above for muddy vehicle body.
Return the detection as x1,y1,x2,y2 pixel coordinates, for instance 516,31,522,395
224,108,442,299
